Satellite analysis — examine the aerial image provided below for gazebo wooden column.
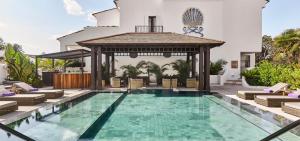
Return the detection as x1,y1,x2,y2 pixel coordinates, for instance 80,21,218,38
91,47,97,90
204,47,211,91
192,53,196,77
111,53,115,76
97,48,103,90
198,47,204,90
105,53,110,84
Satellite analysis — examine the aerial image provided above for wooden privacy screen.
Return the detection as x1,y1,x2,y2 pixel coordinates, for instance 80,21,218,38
53,73,91,89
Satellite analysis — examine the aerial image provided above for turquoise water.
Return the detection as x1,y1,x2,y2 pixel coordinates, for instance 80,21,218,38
3,91,300,141
93,93,300,141
11,93,122,141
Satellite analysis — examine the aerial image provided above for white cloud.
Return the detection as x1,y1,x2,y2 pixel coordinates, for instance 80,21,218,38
0,21,7,28
63,0,85,16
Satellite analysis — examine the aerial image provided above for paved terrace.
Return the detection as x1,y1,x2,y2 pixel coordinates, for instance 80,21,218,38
212,85,300,121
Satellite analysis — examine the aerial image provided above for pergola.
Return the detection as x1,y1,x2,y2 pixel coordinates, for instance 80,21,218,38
35,49,91,89
78,32,225,91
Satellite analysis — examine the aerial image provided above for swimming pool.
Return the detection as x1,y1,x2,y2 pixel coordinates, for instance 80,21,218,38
1,90,300,141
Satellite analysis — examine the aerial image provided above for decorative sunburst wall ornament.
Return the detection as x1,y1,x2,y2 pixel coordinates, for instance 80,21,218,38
182,8,204,37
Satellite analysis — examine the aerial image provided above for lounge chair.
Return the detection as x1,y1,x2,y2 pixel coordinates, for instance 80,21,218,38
0,101,18,116
0,85,46,106
282,102,300,117
237,83,289,100
14,82,64,99
254,95,300,107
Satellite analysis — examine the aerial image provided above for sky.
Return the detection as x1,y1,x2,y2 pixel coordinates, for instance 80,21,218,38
0,0,299,55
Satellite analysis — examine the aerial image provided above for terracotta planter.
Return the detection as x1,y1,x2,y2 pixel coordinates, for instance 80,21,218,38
128,79,143,89
110,77,121,88
162,79,177,88
186,78,197,88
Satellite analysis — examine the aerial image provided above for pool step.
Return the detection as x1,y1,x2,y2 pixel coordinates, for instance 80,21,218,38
78,93,127,140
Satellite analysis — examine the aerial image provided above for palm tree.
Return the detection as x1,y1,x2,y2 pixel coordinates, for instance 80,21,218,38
120,64,143,79
168,59,190,86
273,29,300,64
136,61,169,85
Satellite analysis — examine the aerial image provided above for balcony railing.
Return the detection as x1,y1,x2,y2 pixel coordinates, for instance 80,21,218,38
135,26,164,33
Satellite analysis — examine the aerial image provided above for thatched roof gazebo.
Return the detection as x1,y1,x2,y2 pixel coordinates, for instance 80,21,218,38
78,32,225,91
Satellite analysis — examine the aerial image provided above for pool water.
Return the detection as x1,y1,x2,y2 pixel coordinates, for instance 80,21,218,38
92,93,282,141
6,93,123,141
3,91,300,141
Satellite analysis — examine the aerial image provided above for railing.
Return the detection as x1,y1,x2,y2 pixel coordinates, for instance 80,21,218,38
260,119,300,141
135,25,164,33
0,123,35,141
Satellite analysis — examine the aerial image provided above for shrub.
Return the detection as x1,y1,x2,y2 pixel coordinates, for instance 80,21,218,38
241,61,300,89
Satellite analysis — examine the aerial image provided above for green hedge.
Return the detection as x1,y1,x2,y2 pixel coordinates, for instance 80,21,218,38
241,61,300,89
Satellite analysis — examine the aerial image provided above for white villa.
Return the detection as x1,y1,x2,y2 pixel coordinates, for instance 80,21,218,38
58,0,268,82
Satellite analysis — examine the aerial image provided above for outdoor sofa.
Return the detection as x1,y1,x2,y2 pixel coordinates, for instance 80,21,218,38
0,101,18,116
14,82,64,99
282,102,300,117
237,83,289,100
254,95,300,107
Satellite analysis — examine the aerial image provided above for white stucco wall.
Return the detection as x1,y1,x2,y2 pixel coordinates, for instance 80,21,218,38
58,0,266,80
93,8,120,27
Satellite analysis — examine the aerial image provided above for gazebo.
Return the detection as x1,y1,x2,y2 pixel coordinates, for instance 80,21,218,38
78,32,225,91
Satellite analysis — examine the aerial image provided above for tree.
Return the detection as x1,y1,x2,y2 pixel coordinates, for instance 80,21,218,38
136,61,168,85
168,59,190,86
120,64,143,79
4,43,42,87
273,29,300,64
256,35,274,63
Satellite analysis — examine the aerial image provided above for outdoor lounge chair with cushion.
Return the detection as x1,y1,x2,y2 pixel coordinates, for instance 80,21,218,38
0,85,46,106
237,83,289,100
14,82,64,99
282,102,300,117
254,95,300,107
0,101,18,116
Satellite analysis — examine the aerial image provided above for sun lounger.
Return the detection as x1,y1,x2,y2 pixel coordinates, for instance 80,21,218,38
237,83,289,100
254,95,300,107
14,82,64,99
0,101,18,116
1,85,46,106
0,94,46,106
282,102,300,117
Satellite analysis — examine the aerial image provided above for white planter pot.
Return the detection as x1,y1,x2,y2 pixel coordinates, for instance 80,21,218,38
210,75,220,84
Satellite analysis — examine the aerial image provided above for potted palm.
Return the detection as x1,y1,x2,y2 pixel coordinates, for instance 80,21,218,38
120,65,143,89
167,60,190,88
136,61,168,85
210,59,227,84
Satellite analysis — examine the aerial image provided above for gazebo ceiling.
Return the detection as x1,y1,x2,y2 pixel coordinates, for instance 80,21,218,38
77,32,225,47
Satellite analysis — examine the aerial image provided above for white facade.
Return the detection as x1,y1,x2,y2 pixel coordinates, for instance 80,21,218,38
58,0,266,80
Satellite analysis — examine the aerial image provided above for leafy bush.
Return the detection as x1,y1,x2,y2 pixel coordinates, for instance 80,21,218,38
4,44,43,87
242,61,300,89
210,59,227,75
